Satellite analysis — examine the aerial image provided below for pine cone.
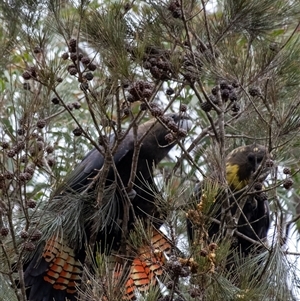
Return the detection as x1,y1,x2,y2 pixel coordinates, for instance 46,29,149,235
0,227,9,236
24,242,36,252
30,230,42,241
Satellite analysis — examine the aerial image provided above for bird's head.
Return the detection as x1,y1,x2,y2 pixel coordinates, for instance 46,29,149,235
138,113,192,163
225,144,271,191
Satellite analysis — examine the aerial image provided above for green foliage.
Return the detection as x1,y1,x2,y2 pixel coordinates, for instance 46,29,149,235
1,0,300,300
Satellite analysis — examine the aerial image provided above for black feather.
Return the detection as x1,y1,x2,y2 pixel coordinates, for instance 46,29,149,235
23,114,191,301
187,144,271,255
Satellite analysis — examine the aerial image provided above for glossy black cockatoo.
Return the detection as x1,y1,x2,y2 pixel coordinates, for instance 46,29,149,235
187,144,271,256
23,113,191,301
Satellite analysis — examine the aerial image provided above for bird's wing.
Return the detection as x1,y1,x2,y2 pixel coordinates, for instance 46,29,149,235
60,134,134,192
23,135,137,301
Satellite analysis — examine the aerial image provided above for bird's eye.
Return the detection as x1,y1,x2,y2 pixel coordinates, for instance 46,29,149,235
248,153,255,162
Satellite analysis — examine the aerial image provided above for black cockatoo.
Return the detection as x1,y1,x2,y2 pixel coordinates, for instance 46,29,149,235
188,144,271,255
23,113,191,301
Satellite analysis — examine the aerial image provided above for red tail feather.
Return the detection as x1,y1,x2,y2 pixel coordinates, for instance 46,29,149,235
123,229,172,300
42,237,82,295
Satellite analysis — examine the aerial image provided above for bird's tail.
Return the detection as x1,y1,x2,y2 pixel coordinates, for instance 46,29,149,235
123,228,173,300
24,235,84,301
23,228,174,301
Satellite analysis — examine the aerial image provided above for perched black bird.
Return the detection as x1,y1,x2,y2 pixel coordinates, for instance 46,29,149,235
188,144,271,255
23,114,191,301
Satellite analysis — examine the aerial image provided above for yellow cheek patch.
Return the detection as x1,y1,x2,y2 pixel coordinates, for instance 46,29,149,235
226,163,248,191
